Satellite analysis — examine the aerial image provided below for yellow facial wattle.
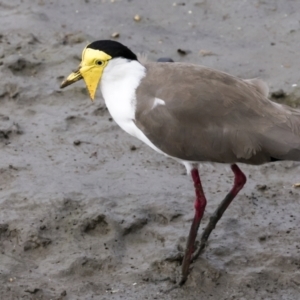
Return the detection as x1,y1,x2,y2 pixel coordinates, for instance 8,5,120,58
60,47,112,101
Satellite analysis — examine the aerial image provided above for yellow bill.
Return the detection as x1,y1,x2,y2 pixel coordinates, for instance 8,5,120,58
60,47,112,101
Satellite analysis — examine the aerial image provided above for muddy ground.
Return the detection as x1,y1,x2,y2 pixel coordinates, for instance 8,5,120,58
1,0,300,299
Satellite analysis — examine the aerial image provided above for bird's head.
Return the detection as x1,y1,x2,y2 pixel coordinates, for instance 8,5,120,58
60,40,138,100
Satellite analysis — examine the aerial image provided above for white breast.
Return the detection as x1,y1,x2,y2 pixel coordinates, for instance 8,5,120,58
100,58,197,173
100,58,162,152
100,59,140,135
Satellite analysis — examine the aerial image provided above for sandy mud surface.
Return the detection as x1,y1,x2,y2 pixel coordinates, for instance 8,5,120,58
1,0,300,299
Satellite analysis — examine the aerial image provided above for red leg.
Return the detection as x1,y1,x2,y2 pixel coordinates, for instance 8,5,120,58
224,164,247,206
180,168,207,284
192,164,247,262
179,164,247,285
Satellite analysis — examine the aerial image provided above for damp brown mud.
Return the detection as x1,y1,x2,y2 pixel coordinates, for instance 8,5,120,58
1,1,300,299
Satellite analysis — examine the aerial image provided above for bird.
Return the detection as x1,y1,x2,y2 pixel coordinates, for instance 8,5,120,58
60,40,300,284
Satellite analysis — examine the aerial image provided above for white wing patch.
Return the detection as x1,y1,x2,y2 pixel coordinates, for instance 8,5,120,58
152,98,166,109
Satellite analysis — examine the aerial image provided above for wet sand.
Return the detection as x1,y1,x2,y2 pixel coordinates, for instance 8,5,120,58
1,0,300,299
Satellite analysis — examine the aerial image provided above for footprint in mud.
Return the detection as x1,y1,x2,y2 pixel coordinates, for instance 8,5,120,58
65,115,86,130
5,54,42,76
80,214,110,236
65,115,85,124
92,105,108,117
0,117,23,143
121,210,184,238
121,216,148,236
148,213,168,225
0,223,9,239
23,236,52,252
61,32,87,46
0,164,27,188
59,256,115,277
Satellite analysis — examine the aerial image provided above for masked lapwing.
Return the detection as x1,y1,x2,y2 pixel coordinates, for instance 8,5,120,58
61,40,300,284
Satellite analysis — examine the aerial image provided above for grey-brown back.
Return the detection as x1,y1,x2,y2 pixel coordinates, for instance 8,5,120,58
134,62,300,165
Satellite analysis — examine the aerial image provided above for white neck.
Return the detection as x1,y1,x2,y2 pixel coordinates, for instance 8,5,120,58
100,58,146,136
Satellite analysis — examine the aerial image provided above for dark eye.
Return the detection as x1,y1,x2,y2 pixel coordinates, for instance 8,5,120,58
96,60,103,65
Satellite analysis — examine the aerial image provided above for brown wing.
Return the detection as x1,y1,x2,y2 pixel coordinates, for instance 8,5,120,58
134,62,300,164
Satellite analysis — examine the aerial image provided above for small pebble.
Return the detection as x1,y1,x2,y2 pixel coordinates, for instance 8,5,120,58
177,48,191,55
157,57,174,62
111,32,120,38
256,184,267,191
199,49,215,56
73,140,81,146
134,14,141,21
258,235,266,241
271,89,286,99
